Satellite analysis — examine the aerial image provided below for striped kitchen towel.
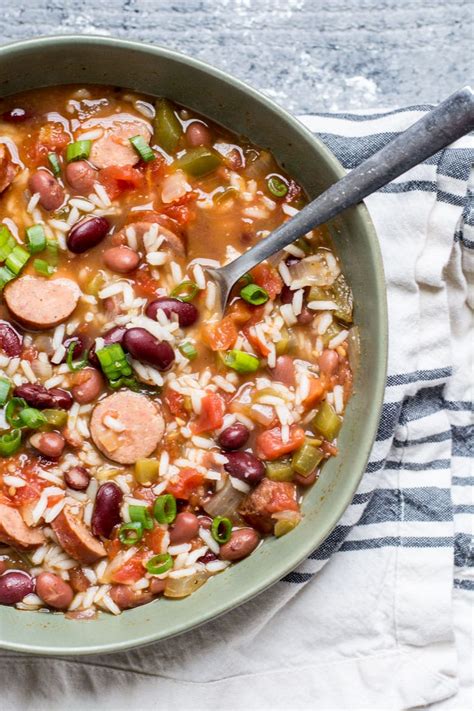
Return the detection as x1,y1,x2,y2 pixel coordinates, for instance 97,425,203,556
2,107,472,711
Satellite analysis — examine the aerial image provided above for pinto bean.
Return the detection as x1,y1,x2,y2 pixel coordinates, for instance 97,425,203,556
0,570,34,605
319,349,339,376
185,121,212,147
169,512,200,545
0,320,22,356
29,432,65,459
219,528,260,561
28,170,64,211
297,306,313,325
64,466,90,491
103,246,140,274
65,160,96,194
71,367,103,404
109,584,153,610
69,567,90,593
91,482,123,539
35,572,73,610
149,578,167,595
293,471,317,487
271,355,296,387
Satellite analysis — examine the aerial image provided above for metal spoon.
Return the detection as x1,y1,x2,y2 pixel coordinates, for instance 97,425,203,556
207,86,474,312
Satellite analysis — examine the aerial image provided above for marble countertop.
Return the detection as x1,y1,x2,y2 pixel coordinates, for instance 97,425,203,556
1,0,471,113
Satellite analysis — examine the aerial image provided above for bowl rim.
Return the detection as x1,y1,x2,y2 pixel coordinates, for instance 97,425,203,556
0,34,388,656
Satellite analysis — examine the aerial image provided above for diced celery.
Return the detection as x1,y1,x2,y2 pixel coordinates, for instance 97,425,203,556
154,99,182,154
42,409,68,427
292,442,324,476
274,517,300,537
265,458,294,482
311,401,342,440
174,147,222,177
134,458,160,484
332,274,353,324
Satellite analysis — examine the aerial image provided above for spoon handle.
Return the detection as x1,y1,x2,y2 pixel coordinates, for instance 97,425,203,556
223,86,474,282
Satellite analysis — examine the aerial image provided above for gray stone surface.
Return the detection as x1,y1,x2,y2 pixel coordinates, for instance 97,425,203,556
0,0,472,113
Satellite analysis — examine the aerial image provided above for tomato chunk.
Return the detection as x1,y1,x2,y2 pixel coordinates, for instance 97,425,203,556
99,164,144,199
239,478,298,533
251,263,283,299
302,377,325,408
202,317,238,351
191,393,225,434
144,525,166,554
166,468,205,500
111,550,147,584
164,388,189,420
256,425,305,460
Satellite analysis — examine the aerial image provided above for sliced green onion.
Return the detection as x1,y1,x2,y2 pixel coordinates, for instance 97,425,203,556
129,504,154,530
5,397,27,428
129,135,155,162
179,342,198,360
0,266,16,289
48,152,61,176
145,553,173,575
153,494,177,524
96,343,132,382
19,407,47,429
170,280,199,303
108,375,139,391
5,245,30,275
211,516,232,544
33,259,55,277
42,409,68,427
0,226,16,262
223,350,260,374
26,224,47,254
0,378,11,406
0,429,22,457
46,239,59,266
118,521,144,547
239,272,253,286
240,283,269,306
66,341,88,372
267,175,288,198
66,140,91,163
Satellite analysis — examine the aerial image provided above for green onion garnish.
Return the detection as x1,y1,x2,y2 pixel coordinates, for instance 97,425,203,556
267,175,288,198
118,521,144,547
129,135,155,162
223,350,260,374
240,283,269,306
153,494,177,524
5,245,30,275
18,407,47,429
0,225,16,262
0,429,22,457
48,152,61,176
129,504,154,530
96,343,132,383
0,378,11,406
239,273,253,286
170,280,199,303
211,516,232,544
46,239,59,266
178,342,198,360
66,341,88,372
66,140,91,163
0,266,16,289
5,397,27,428
33,259,55,277
26,224,47,254
145,553,173,575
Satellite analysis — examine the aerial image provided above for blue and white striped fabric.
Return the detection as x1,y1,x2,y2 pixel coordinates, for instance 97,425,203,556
2,107,472,711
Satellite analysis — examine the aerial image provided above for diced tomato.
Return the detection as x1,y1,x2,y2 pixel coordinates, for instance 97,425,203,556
133,486,156,505
336,357,353,401
251,263,283,299
202,316,238,351
164,388,189,420
243,325,271,357
263,481,299,514
143,154,166,189
302,377,325,408
98,164,144,200
133,267,161,298
256,425,306,460
228,299,253,325
191,393,225,434
24,122,70,166
111,550,147,584
161,191,198,226
106,538,122,561
166,468,205,500
144,525,166,554
20,345,39,362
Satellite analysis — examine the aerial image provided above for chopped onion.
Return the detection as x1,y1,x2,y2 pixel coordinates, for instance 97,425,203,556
164,570,208,598
203,477,244,523
288,251,339,289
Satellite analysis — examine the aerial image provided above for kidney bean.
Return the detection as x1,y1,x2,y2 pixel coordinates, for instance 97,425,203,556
2,107,30,123
30,432,65,459
280,285,293,304
185,121,212,147
218,423,250,451
66,216,109,254
65,160,96,194
219,528,260,561
146,297,199,328
62,334,90,362
297,306,313,325
109,584,153,610
122,327,175,370
0,570,34,605
103,246,140,274
319,349,339,376
0,320,22,356
169,512,200,545
35,572,73,610
197,514,212,530
293,471,317,487
197,550,217,564
71,367,103,404
28,170,64,211
69,567,90,593
149,578,167,595
91,482,123,538
64,466,91,491
13,383,73,410
223,451,265,485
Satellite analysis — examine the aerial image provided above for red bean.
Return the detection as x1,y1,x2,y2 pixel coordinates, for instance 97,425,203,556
62,334,90,362
197,514,212,530
13,383,73,410
185,121,212,147
2,107,30,123
223,451,265,485
30,432,65,459
219,528,260,561
28,170,64,211
71,367,103,404
197,550,217,564
218,423,249,451
149,578,167,595
88,326,126,367
91,482,123,538
271,355,296,387
169,512,200,545
297,306,313,325
65,160,96,194
35,572,73,610
66,216,109,254
0,320,22,356
64,466,91,491
103,246,140,274
146,297,198,328
293,471,317,487
319,349,339,376
0,570,34,605
122,327,175,370
109,584,153,610
280,285,293,304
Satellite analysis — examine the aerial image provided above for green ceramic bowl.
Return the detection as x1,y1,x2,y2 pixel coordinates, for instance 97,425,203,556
0,35,387,655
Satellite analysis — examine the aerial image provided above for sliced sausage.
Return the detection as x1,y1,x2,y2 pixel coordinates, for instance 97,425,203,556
0,143,17,194
0,503,45,549
65,160,97,194
114,220,185,257
238,478,298,533
85,113,152,169
90,391,165,464
4,276,80,330
51,504,106,564
28,169,64,211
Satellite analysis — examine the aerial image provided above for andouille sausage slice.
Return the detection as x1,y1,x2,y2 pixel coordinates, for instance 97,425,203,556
4,276,80,330
113,220,185,257
0,144,17,194
51,505,106,564
90,391,165,465
0,503,45,549
85,113,152,169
